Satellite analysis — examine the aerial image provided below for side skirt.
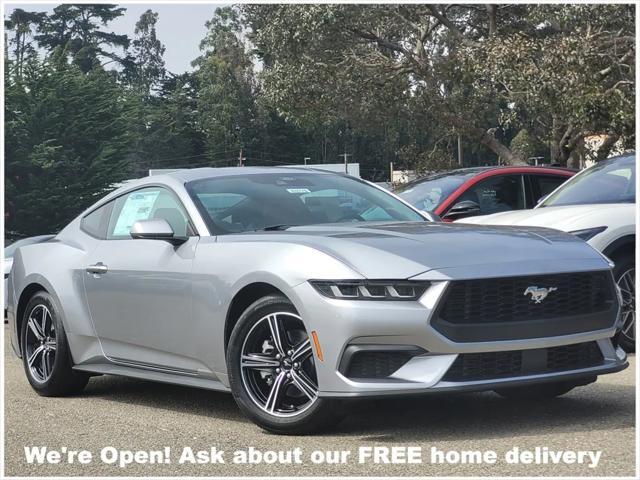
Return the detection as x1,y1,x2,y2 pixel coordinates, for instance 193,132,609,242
72,363,231,393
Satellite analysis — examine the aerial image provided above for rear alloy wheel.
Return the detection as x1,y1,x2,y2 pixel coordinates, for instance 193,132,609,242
21,292,89,396
615,262,635,353
227,295,341,434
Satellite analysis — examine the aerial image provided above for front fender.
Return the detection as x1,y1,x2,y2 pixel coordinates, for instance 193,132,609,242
191,239,362,382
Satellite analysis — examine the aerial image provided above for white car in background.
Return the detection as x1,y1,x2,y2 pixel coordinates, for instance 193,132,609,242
4,235,54,321
461,154,636,352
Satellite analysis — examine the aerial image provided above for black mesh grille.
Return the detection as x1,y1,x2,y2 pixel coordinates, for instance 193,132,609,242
442,342,604,382
345,351,414,379
546,342,604,371
439,271,612,325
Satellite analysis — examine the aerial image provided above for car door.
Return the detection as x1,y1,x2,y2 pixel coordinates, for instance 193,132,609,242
83,186,203,373
444,174,526,219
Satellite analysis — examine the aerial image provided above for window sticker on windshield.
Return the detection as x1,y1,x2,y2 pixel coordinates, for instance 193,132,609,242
112,190,160,236
286,188,311,193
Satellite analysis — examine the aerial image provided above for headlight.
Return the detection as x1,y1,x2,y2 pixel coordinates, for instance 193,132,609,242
309,280,429,300
569,226,607,241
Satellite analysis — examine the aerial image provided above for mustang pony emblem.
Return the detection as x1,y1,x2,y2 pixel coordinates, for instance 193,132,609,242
524,286,557,304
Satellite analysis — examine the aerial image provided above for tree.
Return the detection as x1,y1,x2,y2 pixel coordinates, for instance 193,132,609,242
473,5,635,166
192,7,258,162
34,4,130,73
4,9,46,79
128,9,166,95
4,52,135,236
245,4,635,166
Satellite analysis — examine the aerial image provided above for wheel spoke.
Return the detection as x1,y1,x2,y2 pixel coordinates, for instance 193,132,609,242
291,338,312,363
45,339,57,350
264,371,288,413
241,354,280,370
267,315,287,356
27,345,45,368
27,317,44,341
622,313,635,335
40,308,48,338
290,369,317,400
41,351,50,378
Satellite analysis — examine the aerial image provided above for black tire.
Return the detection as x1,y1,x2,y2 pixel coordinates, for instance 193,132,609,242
612,254,635,353
227,295,343,434
494,381,576,400
20,291,89,396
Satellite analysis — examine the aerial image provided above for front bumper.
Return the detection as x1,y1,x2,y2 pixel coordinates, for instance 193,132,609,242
291,280,627,398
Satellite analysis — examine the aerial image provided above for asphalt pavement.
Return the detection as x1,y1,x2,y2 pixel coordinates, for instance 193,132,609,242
3,326,636,477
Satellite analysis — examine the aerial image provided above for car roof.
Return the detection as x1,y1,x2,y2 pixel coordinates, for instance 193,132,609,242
93,166,345,211
165,166,335,183
402,165,575,188
596,152,635,166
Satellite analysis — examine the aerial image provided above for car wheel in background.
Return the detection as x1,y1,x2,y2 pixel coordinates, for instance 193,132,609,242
21,291,89,396
613,255,635,353
227,295,342,434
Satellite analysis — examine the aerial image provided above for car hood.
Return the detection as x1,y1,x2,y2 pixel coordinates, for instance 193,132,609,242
459,203,634,231
228,221,609,279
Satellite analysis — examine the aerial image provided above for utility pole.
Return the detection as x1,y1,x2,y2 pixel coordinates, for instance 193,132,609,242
340,152,352,173
389,161,394,184
304,157,310,165
238,148,245,167
457,134,463,166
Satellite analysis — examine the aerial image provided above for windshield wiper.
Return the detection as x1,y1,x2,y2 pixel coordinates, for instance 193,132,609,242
256,224,299,231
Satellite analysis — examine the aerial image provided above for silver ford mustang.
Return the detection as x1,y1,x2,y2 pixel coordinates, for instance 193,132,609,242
6,167,628,434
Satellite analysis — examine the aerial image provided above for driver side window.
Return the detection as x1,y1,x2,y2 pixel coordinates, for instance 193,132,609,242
456,175,525,216
107,187,192,239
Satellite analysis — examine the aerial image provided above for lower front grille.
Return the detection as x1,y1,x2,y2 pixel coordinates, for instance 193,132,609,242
345,351,414,379
340,346,425,379
442,341,604,382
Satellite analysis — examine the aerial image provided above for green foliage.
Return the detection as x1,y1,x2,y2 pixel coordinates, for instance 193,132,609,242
5,54,134,236
128,9,166,95
3,4,635,238
34,4,130,73
509,130,546,163
245,4,635,166
192,7,257,160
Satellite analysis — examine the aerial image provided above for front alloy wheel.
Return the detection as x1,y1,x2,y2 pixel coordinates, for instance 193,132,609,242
227,295,341,434
240,312,318,416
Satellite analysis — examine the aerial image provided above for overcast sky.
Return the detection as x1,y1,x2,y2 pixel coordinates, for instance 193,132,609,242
6,4,228,73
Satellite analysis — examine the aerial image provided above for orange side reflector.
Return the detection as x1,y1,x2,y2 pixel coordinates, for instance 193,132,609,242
311,330,324,362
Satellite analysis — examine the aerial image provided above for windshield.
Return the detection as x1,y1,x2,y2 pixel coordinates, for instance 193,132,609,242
539,155,636,208
395,174,470,211
187,172,424,234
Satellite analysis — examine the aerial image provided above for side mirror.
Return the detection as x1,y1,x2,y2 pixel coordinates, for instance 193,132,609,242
130,219,188,246
443,200,481,220
420,210,442,222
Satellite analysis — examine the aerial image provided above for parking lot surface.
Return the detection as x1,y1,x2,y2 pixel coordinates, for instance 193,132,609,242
3,326,636,477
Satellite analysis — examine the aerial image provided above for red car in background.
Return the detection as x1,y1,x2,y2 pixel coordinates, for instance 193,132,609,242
395,166,576,221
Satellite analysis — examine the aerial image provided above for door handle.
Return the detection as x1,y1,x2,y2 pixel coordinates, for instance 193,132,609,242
86,262,108,274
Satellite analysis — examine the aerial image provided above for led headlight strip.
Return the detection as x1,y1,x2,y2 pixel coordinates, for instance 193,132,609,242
309,280,430,301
